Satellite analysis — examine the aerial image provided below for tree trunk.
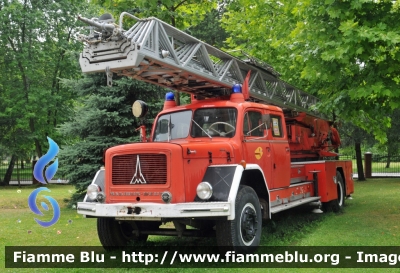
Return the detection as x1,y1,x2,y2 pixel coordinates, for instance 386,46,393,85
16,158,21,187
385,151,391,168
3,155,17,185
355,143,365,181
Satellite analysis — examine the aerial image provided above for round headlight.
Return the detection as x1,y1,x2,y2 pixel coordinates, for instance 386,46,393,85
196,182,213,200
87,184,100,200
132,100,148,118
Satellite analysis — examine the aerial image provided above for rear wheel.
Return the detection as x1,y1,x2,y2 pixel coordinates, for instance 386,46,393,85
216,186,262,253
97,218,151,250
322,171,345,212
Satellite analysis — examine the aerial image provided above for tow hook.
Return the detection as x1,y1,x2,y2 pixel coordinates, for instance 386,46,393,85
127,207,141,215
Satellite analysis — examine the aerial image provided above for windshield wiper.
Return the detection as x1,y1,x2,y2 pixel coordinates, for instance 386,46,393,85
246,123,265,136
192,119,212,139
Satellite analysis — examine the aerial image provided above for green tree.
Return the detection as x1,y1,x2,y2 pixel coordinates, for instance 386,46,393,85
185,4,228,47
222,0,400,141
222,1,299,82
378,109,400,168
59,74,166,204
339,121,375,181
92,0,216,28
0,0,91,184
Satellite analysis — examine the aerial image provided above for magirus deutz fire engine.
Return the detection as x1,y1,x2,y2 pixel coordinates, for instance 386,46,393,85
76,12,354,253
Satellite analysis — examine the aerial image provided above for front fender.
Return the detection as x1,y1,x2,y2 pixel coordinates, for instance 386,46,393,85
227,164,270,220
195,164,270,221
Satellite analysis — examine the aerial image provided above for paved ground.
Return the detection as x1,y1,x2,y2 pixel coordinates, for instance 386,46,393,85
8,179,69,185
353,173,400,178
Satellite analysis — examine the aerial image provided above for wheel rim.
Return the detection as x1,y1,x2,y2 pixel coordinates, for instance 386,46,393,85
337,182,343,207
239,203,257,246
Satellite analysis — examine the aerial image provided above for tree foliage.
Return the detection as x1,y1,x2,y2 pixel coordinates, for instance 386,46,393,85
0,0,93,184
223,0,400,141
0,0,92,155
91,0,216,27
186,4,228,47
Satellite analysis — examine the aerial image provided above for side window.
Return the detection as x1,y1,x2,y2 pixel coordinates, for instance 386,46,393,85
271,115,283,137
243,111,263,137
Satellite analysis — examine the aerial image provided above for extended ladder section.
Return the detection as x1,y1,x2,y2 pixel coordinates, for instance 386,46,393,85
78,12,321,117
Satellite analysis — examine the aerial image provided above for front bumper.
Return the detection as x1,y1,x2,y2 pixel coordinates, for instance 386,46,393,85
77,201,231,219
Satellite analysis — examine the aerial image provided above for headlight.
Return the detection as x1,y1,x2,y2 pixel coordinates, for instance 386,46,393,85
87,184,101,200
196,182,213,200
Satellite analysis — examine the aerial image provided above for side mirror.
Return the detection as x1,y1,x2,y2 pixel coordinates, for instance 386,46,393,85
158,119,170,134
262,114,271,129
132,100,148,118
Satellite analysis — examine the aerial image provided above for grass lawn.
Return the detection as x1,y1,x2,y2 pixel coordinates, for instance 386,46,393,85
1,179,400,272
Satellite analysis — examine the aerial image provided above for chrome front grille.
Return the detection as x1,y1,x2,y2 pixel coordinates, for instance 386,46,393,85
112,154,167,185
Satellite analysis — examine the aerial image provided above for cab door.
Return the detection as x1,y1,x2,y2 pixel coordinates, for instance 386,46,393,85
241,109,272,188
268,112,291,189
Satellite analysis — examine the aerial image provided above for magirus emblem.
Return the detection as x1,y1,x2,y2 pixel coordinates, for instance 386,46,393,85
130,155,147,184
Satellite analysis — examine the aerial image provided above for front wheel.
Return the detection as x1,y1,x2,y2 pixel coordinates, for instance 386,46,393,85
97,218,149,250
216,186,262,253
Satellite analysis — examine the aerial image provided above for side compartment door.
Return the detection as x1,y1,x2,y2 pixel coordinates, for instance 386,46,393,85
241,109,272,188
269,113,291,189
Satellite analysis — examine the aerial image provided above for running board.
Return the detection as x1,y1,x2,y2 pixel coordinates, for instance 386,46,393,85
270,196,321,214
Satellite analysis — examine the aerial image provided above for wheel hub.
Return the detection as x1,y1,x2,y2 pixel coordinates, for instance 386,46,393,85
241,206,257,243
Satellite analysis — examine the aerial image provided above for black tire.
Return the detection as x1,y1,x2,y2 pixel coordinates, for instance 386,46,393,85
216,186,262,253
97,218,148,250
322,171,345,212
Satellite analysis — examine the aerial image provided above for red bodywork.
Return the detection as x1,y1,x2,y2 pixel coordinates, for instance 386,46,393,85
104,95,353,207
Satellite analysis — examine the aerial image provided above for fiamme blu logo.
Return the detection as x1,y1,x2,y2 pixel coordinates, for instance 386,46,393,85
28,137,61,227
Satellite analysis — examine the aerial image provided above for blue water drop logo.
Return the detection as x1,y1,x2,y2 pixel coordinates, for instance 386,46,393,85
29,137,61,227
28,187,60,227
33,137,59,184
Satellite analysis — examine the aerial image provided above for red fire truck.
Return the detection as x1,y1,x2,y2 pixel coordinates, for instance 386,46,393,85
76,12,354,253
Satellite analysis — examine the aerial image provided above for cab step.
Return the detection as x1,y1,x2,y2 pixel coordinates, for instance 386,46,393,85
270,196,321,214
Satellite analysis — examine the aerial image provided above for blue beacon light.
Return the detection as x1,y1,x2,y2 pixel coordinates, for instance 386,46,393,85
232,84,242,93
165,92,175,101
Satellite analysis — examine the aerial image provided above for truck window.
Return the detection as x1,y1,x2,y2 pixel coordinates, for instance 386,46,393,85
191,108,237,137
153,110,192,141
243,111,264,137
271,115,283,137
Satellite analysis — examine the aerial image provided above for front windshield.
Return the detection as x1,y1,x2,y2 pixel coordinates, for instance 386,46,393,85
153,110,192,142
191,108,237,138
